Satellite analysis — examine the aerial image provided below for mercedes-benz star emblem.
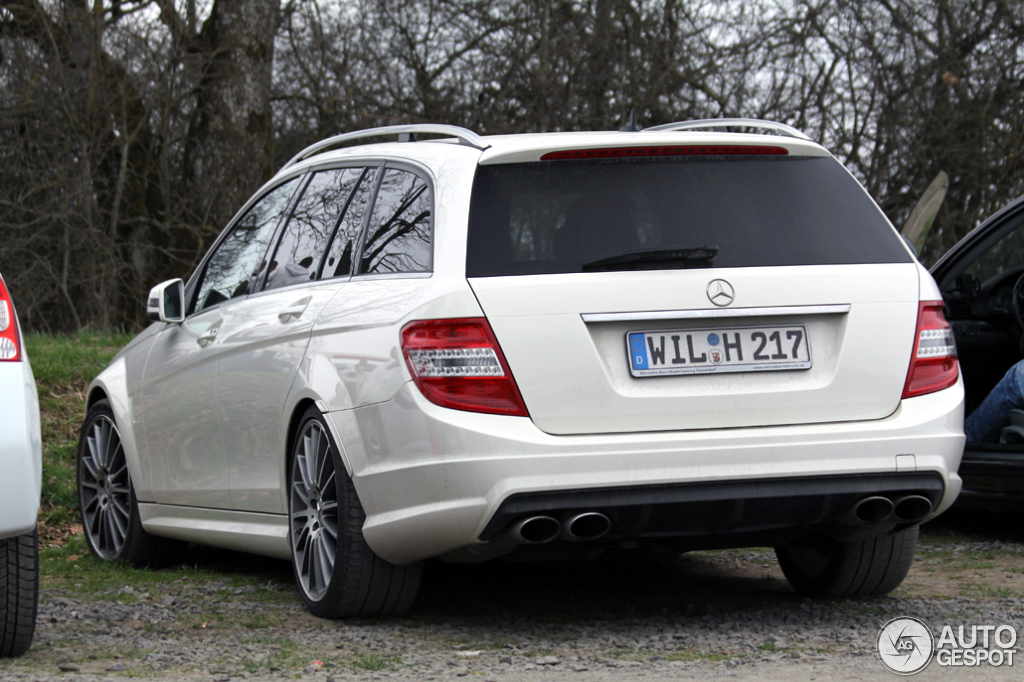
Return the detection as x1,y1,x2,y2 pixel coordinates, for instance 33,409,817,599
707,279,735,307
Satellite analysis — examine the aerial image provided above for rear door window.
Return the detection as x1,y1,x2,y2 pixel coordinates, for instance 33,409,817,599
264,168,364,291
466,156,911,276
358,168,432,275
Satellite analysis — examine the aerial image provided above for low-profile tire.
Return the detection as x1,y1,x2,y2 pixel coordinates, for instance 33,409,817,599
775,527,918,598
289,405,422,618
0,529,38,658
77,399,184,568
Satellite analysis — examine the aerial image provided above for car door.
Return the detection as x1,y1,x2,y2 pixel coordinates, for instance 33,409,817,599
141,177,302,508
930,196,1024,496
931,196,1024,415
216,166,377,513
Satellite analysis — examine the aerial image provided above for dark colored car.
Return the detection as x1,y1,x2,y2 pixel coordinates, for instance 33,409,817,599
932,195,1024,507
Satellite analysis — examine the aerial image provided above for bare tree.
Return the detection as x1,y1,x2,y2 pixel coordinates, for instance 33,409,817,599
2,0,1022,331
0,0,281,329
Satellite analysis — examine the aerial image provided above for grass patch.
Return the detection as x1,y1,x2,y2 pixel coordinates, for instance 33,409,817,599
350,652,400,671
40,534,296,609
26,330,133,537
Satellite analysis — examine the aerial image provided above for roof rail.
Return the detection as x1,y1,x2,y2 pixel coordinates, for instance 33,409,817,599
282,124,489,170
644,118,811,141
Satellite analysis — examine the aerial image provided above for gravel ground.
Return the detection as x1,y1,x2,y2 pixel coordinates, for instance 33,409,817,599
2,510,1023,681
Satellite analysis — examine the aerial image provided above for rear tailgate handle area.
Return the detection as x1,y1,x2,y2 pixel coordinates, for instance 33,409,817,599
581,304,851,323
278,297,311,323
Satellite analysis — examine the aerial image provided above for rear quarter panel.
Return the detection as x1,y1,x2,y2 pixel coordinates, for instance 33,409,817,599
0,357,42,538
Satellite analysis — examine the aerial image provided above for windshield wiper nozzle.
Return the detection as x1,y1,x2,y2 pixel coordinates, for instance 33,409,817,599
582,245,719,272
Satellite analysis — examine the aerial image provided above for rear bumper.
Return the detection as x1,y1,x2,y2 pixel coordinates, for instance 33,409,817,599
337,377,964,564
478,472,945,550
0,361,42,539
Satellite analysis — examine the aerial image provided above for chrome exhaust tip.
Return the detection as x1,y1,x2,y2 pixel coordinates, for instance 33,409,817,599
560,512,611,542
508,516,561,544
843,496,895,526
893,495,933,523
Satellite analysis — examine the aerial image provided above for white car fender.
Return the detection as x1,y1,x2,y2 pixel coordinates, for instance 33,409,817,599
87,359,153,502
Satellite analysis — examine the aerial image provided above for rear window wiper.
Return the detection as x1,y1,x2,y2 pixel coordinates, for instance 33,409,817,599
581,245,719,272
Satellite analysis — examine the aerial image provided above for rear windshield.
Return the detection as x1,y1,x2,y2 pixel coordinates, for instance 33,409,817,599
465,156,911,276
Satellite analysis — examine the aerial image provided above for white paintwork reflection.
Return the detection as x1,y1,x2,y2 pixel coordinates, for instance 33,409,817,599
141,310,231,508
303,278,483,415
216,280,344,513
470,264,921,435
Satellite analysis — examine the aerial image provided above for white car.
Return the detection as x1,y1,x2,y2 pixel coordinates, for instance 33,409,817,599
0,273,42,656
79,120,964,617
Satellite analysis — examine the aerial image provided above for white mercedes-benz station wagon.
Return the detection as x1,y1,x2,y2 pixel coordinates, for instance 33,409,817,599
78,120,965,617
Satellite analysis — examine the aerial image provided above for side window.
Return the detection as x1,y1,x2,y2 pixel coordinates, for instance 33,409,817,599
322,167,377,279
194,178,300,313
264,168,363,291
359,168,432,274
959,217,1024,285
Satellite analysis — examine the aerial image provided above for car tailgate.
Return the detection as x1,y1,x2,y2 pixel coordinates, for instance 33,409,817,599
469,263,920,435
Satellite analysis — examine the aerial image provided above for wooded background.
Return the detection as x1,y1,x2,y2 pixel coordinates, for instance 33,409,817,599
1,0,1022,331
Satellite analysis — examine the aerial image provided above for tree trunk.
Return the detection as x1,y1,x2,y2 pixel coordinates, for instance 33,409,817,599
185,0,280,234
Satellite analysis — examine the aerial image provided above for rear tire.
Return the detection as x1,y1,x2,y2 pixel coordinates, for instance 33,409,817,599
288,406,422,618
77,399,184,567
775,527,918,598
0,529,38,658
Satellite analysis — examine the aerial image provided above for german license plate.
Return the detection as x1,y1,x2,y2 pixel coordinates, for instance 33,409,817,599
627,325,812,377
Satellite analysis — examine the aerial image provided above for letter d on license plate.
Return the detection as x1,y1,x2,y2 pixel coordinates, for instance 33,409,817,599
627,325,811,377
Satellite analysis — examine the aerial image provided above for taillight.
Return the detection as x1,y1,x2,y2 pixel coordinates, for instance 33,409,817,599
0,274,22,362
902,301,958,399
0,274,22,364
401,318,529,417
540,145,789,160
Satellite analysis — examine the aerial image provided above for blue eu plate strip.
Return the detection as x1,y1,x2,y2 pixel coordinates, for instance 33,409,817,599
629,333,649,370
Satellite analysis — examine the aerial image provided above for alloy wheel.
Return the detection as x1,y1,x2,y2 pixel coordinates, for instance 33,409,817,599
79,415,131,559
290,420,339,601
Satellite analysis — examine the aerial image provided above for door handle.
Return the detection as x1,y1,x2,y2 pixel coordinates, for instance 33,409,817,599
197,325,221,347
278,298,311,323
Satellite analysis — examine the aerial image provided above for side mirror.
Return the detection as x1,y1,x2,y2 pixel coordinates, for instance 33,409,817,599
146,279,185,323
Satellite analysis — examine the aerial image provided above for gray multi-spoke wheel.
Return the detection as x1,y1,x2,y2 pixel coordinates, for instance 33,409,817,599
288,405,422,618
77,399,183,567
290,418,339,602
79,413,131,559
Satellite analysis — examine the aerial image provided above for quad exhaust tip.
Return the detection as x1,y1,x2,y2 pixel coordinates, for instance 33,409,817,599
560,512,611,542
508,515,561,544
846,496,895,526
506,511,612,544
841,494,933,527
893,495,933,523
